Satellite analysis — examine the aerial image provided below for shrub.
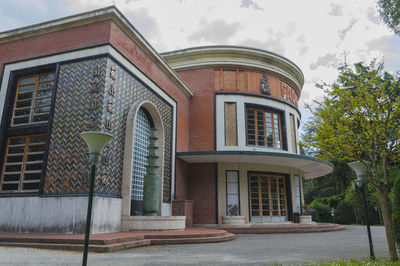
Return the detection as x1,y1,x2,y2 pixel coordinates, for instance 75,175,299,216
309,200,332,223
335,201,356,224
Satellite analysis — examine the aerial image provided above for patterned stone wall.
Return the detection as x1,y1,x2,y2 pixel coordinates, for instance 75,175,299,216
43,56,173,201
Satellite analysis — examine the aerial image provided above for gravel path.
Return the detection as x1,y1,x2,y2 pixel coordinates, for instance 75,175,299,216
0,225,390,265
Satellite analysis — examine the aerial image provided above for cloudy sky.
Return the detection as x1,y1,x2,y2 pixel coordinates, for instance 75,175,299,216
1,0,399,127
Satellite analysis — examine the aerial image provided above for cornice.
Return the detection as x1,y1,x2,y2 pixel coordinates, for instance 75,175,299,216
161,45,304,96
0,6,194,98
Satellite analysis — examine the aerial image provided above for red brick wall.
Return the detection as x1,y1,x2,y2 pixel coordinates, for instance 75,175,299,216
0,21,112,75
176,69,215,151
188,163,217,224
0,20,191,152
175,158,189,200
109,22,190,152
172,200,194,227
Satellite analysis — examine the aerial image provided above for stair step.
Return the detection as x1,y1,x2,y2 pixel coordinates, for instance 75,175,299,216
0,239,152,253
0,234,145,245
150,233,236,245
226,225,345,234
144,231,226,239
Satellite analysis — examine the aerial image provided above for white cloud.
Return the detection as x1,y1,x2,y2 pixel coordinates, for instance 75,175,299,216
2,0,398,126
310,53,340,70
188,19,241,43
328,4,344,17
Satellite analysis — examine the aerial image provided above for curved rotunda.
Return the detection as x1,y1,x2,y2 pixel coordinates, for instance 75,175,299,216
162,46,333,224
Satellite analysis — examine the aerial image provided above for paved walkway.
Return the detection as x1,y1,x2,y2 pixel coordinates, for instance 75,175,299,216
0,225,391,265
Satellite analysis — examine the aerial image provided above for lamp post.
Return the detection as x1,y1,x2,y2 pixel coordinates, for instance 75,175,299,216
348,161,375,260
80,131,113,266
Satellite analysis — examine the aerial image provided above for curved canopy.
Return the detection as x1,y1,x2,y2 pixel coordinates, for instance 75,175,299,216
177,151,333,179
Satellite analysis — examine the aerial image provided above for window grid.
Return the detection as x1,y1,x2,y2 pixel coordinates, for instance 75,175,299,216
226,171,240,216
247,107,282,149
131,109,151,201
0,134,46,193
249,174,287,218
290,114,297,153
11,72,55,126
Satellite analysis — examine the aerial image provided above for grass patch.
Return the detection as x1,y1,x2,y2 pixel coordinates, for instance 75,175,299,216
310,258,400,265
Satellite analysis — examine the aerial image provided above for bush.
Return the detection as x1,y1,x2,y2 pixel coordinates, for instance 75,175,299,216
309,200,332,223
335,201,356,224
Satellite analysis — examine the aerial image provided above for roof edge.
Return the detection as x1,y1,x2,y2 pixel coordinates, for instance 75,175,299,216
161,45,304,95
0,6,194,98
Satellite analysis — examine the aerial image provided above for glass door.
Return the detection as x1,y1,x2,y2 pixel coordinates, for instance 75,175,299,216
248,173,287,222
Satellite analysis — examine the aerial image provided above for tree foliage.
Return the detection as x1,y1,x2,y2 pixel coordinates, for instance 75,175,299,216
301,61,400,261
378,0,400,35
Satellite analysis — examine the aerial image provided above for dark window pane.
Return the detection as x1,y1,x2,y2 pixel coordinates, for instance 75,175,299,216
10,138,25,145
27,154,44,161
8,146,24,154
15,108,31,116
34,106,50,114
19,84,35,93
36,89,52,98
16,100,32,108
29,144,45,152
20,77,36,85
22,182,39,190
38,81,53,90
6,155,23,163
35,98,51,106
26,163,42,171
39,73,54,81
32,114,49,122
13,117,30,125
3,174,20,182
2,183,19,191
24,173,41,180
5,164,21,172
30,135,46,144
17,92,33,100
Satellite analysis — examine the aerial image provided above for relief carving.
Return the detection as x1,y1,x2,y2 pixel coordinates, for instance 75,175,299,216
260,74,271,95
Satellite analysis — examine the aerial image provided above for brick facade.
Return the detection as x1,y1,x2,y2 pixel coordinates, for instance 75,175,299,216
188,163,217,224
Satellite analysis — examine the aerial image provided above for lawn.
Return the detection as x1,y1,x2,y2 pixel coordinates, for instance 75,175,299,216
310,258,400,266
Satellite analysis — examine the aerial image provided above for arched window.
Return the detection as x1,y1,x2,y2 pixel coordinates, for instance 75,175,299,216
131,108,152,215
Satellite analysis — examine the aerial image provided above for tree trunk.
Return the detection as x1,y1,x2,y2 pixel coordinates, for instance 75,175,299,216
353,208,359,224
378,187,399,261
378,208,383,225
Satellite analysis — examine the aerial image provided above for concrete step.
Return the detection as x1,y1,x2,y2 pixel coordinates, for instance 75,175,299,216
143,230,227,239
223,224,345,234
0,239,152,253
0,234,145,245
149,232,236,245
0,229,236,253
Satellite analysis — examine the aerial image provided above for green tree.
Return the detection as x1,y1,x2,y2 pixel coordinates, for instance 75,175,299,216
377,0,400,35
344,184,362,224
301,62,400,261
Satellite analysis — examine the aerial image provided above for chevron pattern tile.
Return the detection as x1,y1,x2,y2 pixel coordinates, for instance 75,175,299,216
44,58,108,195
43,57,173,201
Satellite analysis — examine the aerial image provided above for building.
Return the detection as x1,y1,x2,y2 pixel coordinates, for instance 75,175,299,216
0,6,333,233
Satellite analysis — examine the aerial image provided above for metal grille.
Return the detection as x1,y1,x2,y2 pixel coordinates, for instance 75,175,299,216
247,107,282,149
131,109,151,201
249,173,287,222
1,134,46,193
12,72,54,126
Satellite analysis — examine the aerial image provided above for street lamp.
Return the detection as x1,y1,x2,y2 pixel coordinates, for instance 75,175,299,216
348,161,375,260
80,131,113,266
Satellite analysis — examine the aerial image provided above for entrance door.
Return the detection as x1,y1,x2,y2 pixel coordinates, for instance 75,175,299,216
249,173,288,222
